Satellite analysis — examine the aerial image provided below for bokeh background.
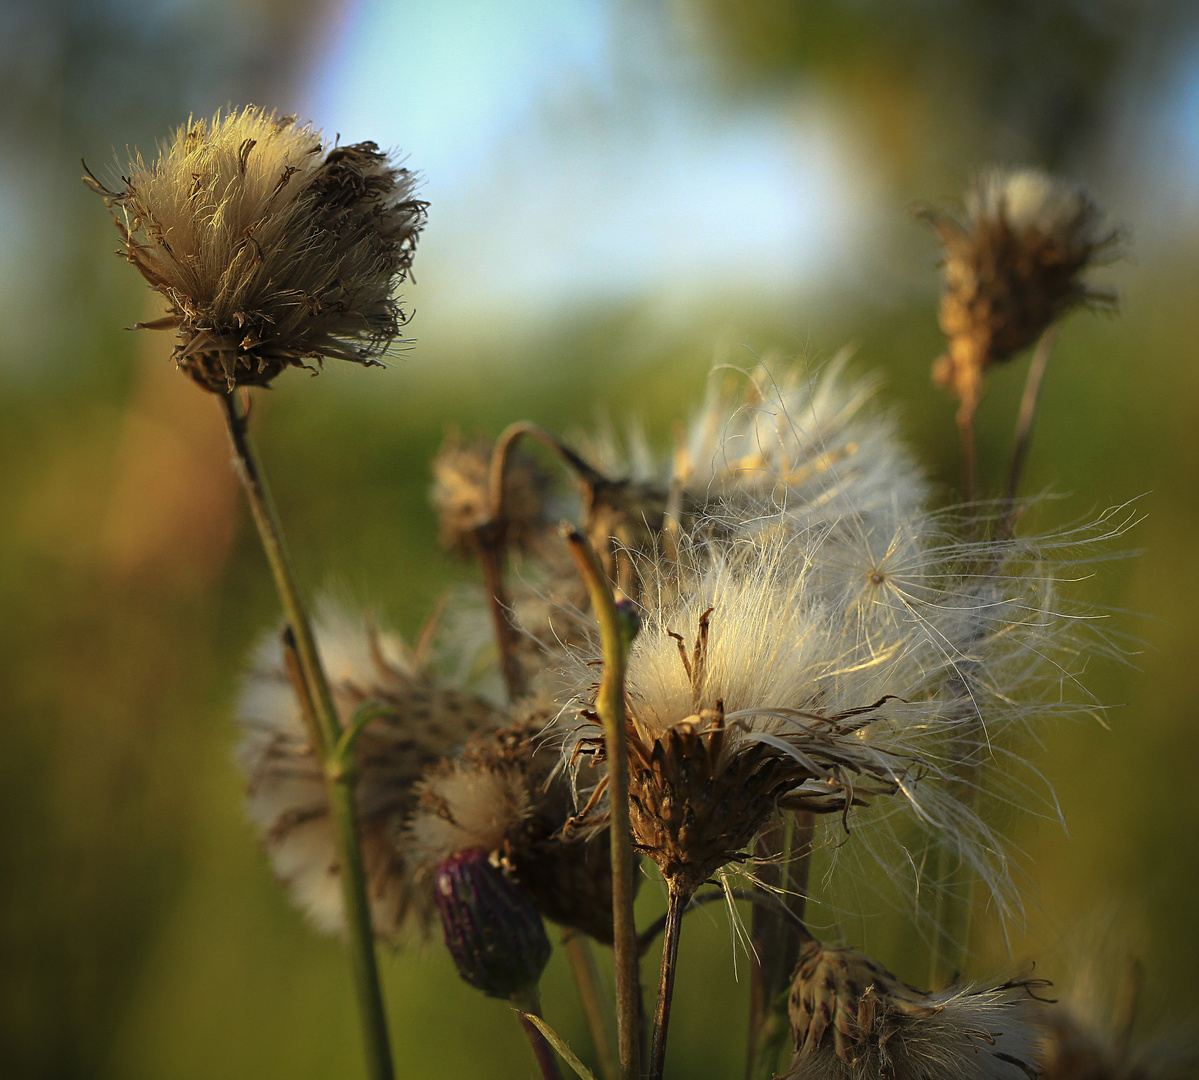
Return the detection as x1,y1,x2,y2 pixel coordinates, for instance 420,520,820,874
2,1,1199,1077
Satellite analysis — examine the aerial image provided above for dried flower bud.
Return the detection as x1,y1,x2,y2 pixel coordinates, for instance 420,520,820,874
412,718,622,943
786,939,1041,1080
434,848,552,999
89,107,426,392
924,167,1117,416
430,432,551,557
236,603,503,940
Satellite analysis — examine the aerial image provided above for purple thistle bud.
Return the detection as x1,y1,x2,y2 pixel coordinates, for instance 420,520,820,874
434,848,551,999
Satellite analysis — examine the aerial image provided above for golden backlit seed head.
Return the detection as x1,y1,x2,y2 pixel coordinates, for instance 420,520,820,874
786,940,1041,1080
236,603,503,940
924,167,1116,415
90,106,426,392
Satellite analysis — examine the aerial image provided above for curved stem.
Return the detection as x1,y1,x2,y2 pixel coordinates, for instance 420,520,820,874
648,884,688,1080
564,528,641,1080
488,421,605,521
479,423,608,704
472,528,526,702
221,392,395,1080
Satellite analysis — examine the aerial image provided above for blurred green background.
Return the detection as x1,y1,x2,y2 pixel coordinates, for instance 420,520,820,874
2,1,1198,1076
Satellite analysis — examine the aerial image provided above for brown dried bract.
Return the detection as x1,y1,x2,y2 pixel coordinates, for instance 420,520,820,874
573,609,899,899
239,613,503,940
922,168,1117,417
787,940,1044,1079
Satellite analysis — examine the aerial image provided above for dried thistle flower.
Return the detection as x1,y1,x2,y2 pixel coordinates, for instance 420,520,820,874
558,493,1122,916
433,847,552,1000
430,431,552,557
411,717,620,943
923,167,1117,418
89,106,426,392
785,939,1041,1080
562,535,953,900
236,602,503,940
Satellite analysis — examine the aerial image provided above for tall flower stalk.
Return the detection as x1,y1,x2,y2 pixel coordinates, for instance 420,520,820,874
92,107,427,1080
223,393,395,1080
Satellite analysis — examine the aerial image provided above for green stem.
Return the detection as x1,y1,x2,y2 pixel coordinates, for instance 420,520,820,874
564,528,641,1080
221,391,395,1080
563,933,619,1080
511,987,567,1080
928,840,972,990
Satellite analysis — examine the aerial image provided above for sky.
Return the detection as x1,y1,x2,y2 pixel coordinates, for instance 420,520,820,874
300,0,871,331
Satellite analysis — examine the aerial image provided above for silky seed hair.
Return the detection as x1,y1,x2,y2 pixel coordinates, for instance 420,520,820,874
236,601,503,940
450,359,928,686
557,530,997,898
89,106,426,392
560,494,1126,915
786,939,1042,1080
576,357,927,552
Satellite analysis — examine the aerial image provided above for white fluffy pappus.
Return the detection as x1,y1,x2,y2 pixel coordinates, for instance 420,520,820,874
578,357,928,539
558,530,989,896
560,495,1129,913
969,168,1104,248
236,601,504,939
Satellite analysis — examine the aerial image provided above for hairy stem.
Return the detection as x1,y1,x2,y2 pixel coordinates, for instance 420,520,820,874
221,391,395,1080
512,987,567,1080
564,529,642,1080
563,933,619,1080
649,884,689,1080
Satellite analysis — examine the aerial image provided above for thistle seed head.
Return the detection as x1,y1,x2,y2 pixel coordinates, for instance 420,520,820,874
412,717,621,943
236,602,503,940
90,106,426,392
563,536,949,898
786,939,1041,1080
923,167,1116,414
